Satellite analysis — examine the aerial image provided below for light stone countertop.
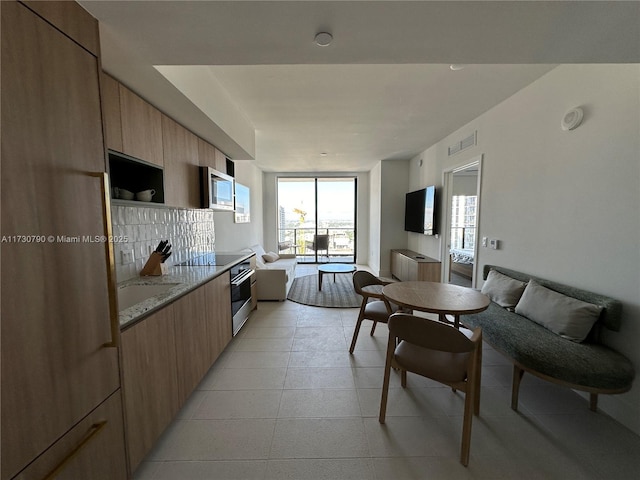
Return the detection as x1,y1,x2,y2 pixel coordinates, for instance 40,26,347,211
117,251,253,329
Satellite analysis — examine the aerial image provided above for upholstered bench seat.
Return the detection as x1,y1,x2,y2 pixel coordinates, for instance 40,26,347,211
463,302,634,391
461,265,634,411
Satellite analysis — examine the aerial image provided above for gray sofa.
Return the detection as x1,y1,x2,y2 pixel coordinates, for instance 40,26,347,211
462,265,634,412
249,245,297,301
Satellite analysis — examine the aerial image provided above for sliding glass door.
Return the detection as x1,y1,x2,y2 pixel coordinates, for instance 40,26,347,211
277,177,356,263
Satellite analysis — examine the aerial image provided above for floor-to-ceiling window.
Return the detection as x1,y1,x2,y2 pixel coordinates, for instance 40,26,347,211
277,177,356,263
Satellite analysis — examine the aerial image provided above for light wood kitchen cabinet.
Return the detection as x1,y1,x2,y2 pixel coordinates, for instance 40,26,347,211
198,137,229,173
390,249,441,282
21,0,100,55
203,273,233,365
119,83,164,167
173,286,211,403
162,114,201,208
120,273,234,474
120,306,180,472
13,391,127,480
1,2,124,478
101,72,124,152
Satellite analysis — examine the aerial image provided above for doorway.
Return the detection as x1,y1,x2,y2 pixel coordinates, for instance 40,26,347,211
442,156,482,287
276,177,357,263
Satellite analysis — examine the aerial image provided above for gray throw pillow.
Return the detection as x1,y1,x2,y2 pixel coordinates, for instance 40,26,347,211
514,280,602,342
480,269,527,308
262,252,280,263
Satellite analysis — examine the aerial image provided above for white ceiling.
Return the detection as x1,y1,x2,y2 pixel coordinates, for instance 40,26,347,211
80,1,640,172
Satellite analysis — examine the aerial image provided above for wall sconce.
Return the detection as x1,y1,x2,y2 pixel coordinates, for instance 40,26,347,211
561,107,584,131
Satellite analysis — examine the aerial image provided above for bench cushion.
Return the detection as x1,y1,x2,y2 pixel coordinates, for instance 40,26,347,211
515,280,602,342
480,269,527,308
463,303,634,391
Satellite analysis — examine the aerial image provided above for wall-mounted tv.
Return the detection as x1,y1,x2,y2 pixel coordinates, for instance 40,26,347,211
404,186,437,235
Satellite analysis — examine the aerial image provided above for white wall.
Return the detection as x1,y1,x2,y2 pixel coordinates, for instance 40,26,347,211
400,64,640,433
376,160,410,277
213,161,264,251
368,162,382,274
262,171,370,263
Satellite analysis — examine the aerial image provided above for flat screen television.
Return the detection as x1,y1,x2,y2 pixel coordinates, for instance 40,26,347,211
404,186,437,235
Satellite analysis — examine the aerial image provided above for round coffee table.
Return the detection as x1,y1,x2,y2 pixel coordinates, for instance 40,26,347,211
318,264,356,291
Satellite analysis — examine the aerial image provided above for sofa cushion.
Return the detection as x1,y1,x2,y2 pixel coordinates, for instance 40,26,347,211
515,280,602,343
263,251,280,263
481,269,527,309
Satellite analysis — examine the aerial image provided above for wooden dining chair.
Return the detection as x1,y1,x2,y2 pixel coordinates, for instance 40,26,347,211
379,313,483,467
349,271,401,354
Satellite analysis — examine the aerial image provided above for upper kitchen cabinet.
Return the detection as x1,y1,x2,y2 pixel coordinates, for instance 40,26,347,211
198,138,232,175
119,83,164,167
163,115,200,208
21,0,99,55
1,2,125,479
101,72,123,152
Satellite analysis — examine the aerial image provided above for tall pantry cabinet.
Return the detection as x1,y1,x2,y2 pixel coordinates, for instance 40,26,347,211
1,2,126,479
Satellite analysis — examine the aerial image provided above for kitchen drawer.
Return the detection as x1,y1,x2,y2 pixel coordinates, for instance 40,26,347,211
13,390,127,480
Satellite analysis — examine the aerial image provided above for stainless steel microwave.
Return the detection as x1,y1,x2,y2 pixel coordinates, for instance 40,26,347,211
200,166,235,210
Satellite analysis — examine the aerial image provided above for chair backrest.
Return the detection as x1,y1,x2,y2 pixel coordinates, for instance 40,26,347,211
352,270,382,294
314,234,329,250
388,313,480,353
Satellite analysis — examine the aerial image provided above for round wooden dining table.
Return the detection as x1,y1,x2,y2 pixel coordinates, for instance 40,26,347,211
382,281,490,328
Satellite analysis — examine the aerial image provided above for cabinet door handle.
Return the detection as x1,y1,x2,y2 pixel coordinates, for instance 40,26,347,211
90,172,119,348
43,421,107,480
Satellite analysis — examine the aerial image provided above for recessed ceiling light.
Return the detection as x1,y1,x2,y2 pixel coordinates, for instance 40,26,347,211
314,32,333,47
449,64,466,71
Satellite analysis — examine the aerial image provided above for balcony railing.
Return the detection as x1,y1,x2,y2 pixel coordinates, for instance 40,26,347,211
277,227,355,263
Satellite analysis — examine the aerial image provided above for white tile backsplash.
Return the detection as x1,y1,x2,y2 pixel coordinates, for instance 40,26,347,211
112,205,215,282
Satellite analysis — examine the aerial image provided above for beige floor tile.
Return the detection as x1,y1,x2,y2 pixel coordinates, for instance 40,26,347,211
270,418,369,458
289,350,353,368
224,351,291,369
265,458,374,480
234,337,294,352
151,460,267,480
202,367,287,390
278,389,361,418
241,326,296,339
194,390,283,419
284,367,355,389
364,416,457,458
149,419,276,460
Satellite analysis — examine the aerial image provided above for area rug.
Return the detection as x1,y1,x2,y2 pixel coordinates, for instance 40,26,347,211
287,274,362,308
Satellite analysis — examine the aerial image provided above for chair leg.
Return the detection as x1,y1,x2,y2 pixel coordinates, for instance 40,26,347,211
511,365,525,411
401,369,407,388
349,317,364,354
379,339,395,423
474,341,482,415
370,321,378,336
460,388,474,467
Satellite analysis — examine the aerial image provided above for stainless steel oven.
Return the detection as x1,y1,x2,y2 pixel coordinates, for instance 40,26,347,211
229,259,254,335
178,252,255,336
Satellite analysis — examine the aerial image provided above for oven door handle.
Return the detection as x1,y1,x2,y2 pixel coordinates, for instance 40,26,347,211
231,269,255,286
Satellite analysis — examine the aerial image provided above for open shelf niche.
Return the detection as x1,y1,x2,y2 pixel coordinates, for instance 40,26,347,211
108,150,165,205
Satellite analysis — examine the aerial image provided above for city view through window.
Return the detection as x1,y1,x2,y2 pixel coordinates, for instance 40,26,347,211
277,177,356,263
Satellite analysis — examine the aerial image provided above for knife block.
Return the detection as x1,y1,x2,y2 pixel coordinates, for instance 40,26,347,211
140,252,168,276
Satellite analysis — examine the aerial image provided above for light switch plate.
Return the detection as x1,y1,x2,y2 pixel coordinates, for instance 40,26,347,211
121,249,135,264
482,237,488,247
